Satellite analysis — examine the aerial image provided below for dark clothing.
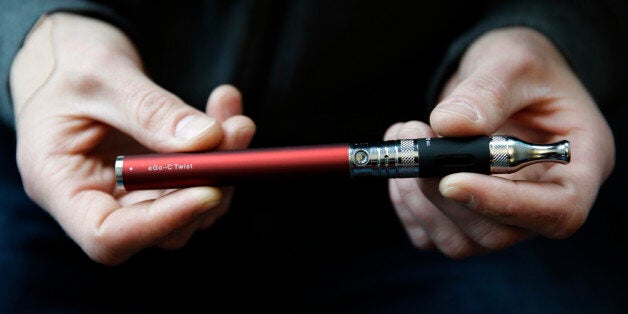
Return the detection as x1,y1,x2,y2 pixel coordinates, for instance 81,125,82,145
1,1,627,312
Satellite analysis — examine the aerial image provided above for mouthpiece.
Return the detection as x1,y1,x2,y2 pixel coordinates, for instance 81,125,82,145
115,135,571,190
488,135,570,174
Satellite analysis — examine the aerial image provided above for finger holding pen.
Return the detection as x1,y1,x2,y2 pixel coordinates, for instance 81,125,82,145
388,27,615,258
11,13,255,264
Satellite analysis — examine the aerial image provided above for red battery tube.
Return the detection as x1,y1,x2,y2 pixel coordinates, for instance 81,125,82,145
116,144,349,190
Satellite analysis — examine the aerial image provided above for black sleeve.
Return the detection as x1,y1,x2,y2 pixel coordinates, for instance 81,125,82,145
427,0,628,111
0,0,128,127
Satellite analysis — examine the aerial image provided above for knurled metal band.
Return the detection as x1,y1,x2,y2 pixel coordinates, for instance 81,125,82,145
489,136,511,170
398,139,416,167
395,139,419,177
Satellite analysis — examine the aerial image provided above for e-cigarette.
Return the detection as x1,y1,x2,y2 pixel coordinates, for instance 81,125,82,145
115,135,570,191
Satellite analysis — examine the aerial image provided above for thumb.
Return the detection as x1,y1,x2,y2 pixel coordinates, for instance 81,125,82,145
430,73,519,137
429,29,552,137
103,71,223,153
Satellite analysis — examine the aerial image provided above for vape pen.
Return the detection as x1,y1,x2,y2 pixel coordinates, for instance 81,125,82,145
115,135,570,191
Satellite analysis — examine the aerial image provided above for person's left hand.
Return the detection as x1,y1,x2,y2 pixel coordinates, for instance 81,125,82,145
386,27,615,258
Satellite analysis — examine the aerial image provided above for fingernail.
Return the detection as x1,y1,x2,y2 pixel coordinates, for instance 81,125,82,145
175,115,215,140
435,102,479,122
193,187,222,209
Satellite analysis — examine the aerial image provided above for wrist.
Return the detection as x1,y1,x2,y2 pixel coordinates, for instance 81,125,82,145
10,14,54,114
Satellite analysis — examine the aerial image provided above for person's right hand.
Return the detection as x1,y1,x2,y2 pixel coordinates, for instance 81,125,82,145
10,13,256,265
385,27,614,259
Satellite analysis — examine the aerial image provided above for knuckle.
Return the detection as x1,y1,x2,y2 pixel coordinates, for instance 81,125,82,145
479,195,517,221
535,188,588,239
159,238,189,250
56,69,106,97
87,235,124,265
473,223,518,250
437,231,474,259
547,205,587,239
442,242,473,260
54,46,129,96
463,75,507,110
131,88,181,132
481,32,548,77
511,45,546,76
84,239,127,266
395,179,424,210
494,36,546,74
395,180,415,201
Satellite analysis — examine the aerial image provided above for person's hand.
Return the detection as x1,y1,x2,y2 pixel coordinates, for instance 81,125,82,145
386,27,615,258
10,13,255,265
